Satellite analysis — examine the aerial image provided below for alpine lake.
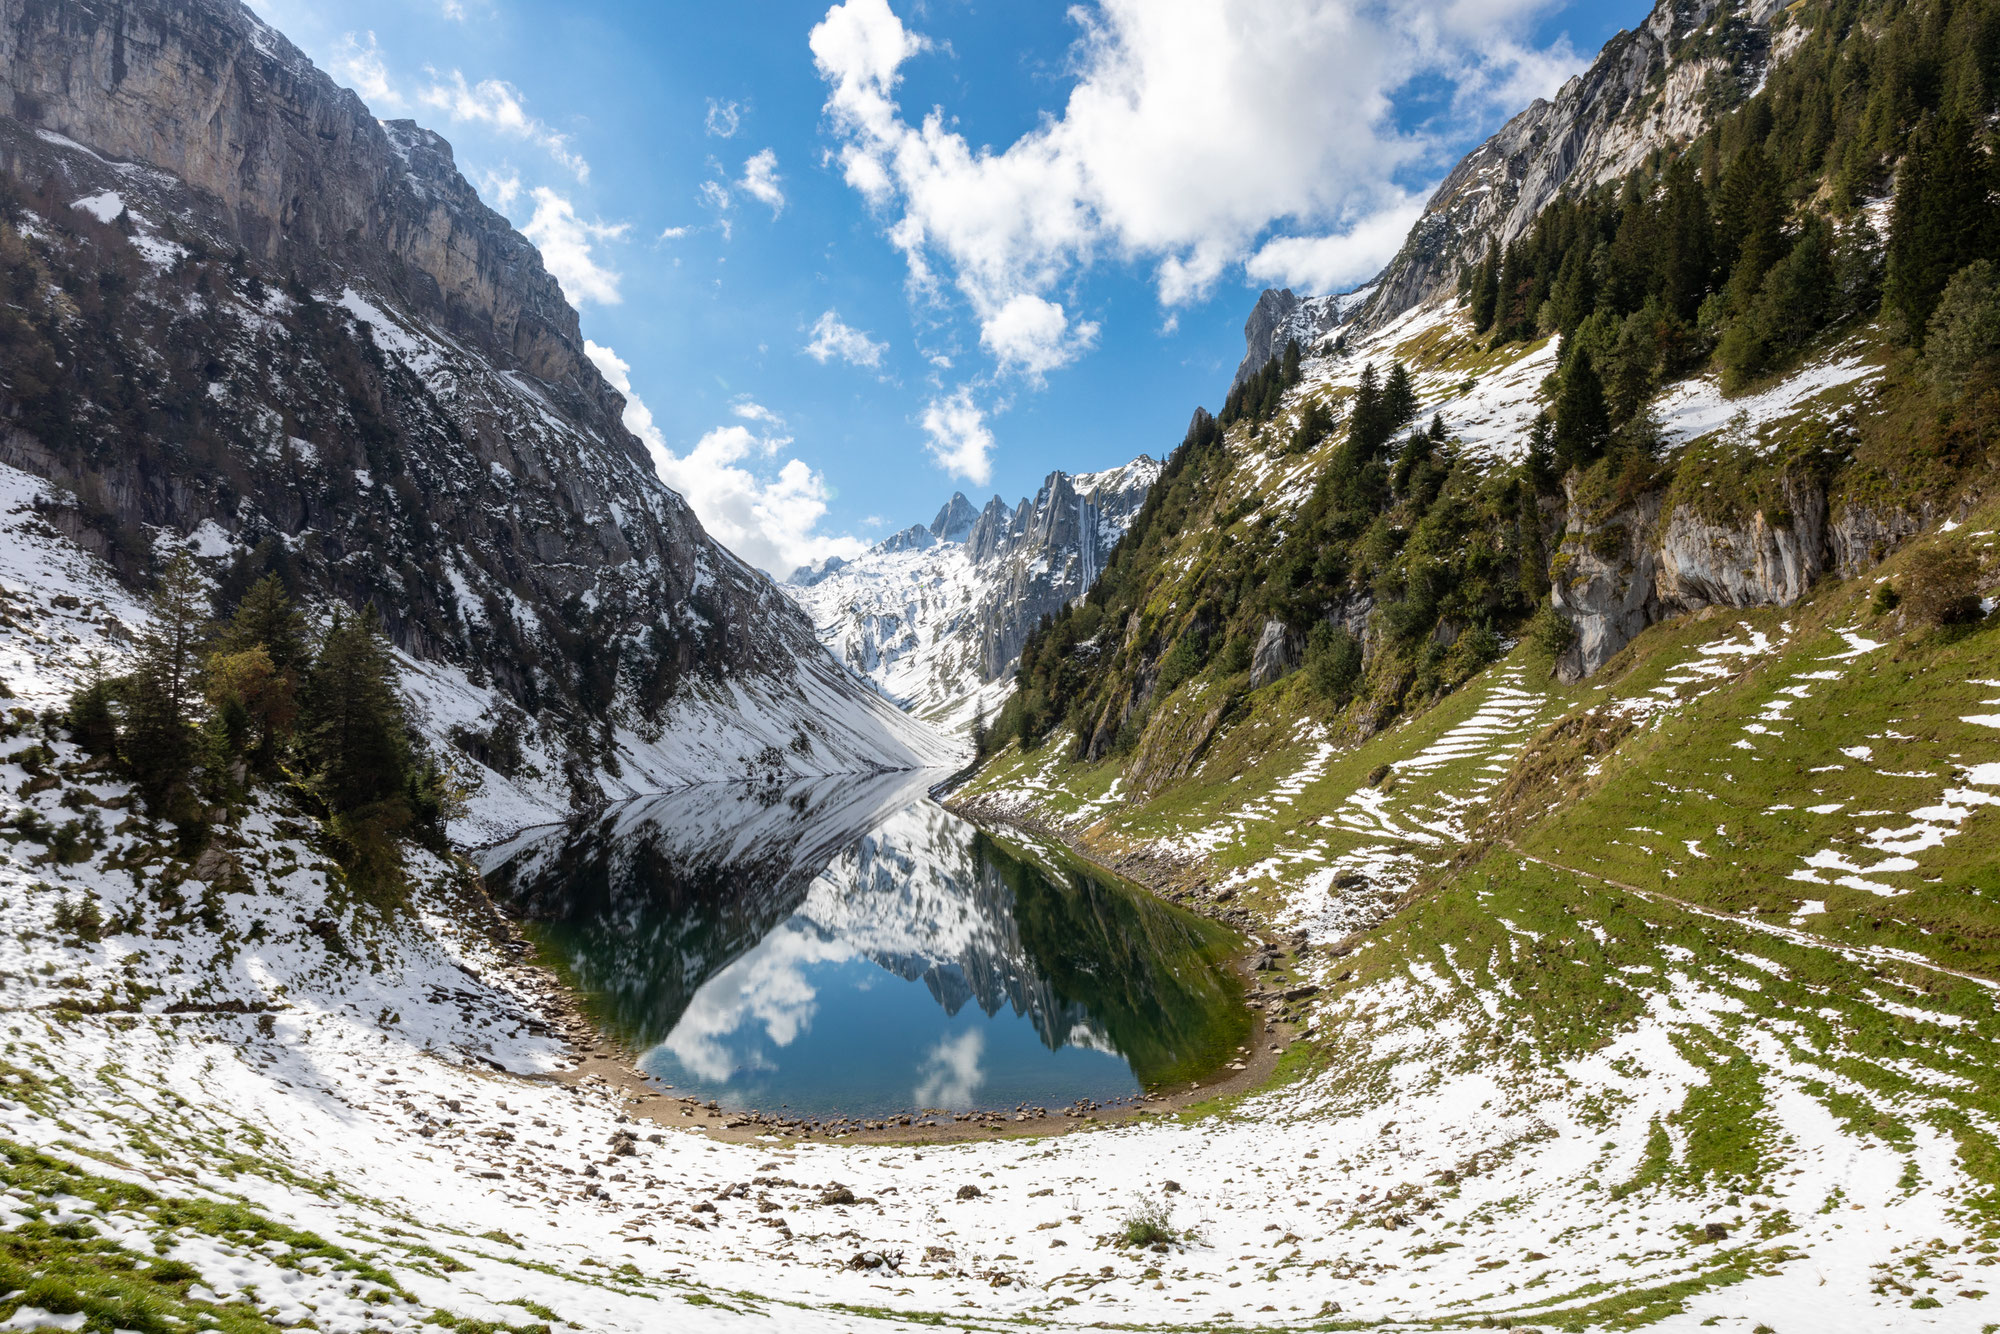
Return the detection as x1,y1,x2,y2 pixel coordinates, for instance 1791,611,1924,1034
478,773,1252,1123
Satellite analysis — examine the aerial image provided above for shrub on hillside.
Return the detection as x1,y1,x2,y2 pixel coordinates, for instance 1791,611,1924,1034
1899,542,1985,629
1304,623,1363,705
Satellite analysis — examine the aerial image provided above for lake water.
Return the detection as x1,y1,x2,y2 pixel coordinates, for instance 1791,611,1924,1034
477,773,1248,1120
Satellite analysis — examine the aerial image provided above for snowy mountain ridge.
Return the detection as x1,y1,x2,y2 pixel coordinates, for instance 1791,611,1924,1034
783,457,1160,736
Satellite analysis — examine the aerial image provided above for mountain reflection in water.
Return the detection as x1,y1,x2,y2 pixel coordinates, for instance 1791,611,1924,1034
478,774,1247,1118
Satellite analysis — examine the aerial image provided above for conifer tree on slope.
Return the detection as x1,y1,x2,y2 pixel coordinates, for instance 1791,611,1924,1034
122,554,209,818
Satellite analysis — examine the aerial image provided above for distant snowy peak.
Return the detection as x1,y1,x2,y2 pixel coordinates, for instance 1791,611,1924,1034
929,493,980,544
782,456,1160,737
876,524,938,556
787,555,849,588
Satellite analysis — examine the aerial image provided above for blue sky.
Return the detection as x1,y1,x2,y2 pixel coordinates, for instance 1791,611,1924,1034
247,0,1645,576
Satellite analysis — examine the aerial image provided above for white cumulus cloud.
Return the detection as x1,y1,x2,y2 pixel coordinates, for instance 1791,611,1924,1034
1244,193,1429,294
521,188,626,306
809,0,1583,373
920,387,995,486
804,310,888,369
586,343,863,577
706,98,743,138
335,32,401,110
979,293,1098,379
739,149,786,215
420,69,589,180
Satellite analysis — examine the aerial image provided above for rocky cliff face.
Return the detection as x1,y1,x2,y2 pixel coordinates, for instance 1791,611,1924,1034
1550,471,1943,683
0,0,952,824
0,0,622,442
784,458,1160,736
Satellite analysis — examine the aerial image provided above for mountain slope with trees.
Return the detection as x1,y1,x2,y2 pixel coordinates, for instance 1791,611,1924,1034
985,0,1999,778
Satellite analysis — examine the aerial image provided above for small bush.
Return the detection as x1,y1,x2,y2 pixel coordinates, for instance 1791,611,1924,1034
1526,604,1576,669
1153,629,1209,697
51,893,103,942
1217,632,1253,677
1117,1195,1175,1249
1899,542,1984,628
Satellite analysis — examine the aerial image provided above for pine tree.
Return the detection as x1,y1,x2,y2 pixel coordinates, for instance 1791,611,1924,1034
1921,259,2000,400
218,573,309,672
1885,114,1999,340
1655,159,1716,320
1347,363,1381,450
303,606,412,817
1470,245,1501,333
1523,411,1557,495
122,555,210,816
1722,143,1787,308
1552,349,1611,475
1382,363,1419,436
64,652,121,762
1515,480,1549,604
1281,338,1301,388
302,606,417,897
1494,244,1529,341
1548,242,1596,338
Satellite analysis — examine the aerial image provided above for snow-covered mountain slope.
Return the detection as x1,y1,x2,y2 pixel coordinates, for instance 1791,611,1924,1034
0,0,952,819
783,459,1160,736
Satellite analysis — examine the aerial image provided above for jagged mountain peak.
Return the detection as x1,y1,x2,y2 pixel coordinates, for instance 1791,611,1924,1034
929,492,980,543
875,524,939,555
783,457,1160,736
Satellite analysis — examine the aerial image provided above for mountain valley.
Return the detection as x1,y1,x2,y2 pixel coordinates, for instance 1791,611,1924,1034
2,0,2000,1330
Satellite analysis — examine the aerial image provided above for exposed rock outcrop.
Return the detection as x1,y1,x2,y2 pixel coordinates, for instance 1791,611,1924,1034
1552,471,1929,683
1653,474,1828,612
1551,491,1666,683
1249,619,1301,690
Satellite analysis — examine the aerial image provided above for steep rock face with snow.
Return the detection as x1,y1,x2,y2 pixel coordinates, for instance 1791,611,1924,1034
0,0,952,822
783,458,1160,736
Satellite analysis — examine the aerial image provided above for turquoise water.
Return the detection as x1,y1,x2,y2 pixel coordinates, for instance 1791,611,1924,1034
479,774,1246,1120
